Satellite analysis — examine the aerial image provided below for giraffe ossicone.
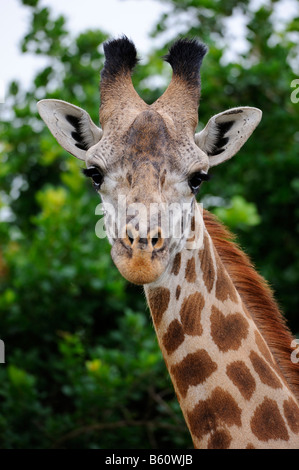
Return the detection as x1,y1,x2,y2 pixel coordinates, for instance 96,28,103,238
37,36,299,449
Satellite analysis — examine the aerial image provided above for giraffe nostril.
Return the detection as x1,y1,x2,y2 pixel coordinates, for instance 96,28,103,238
151,237,159,247
150,228,164,250
125,225,164,250
126,228,135,246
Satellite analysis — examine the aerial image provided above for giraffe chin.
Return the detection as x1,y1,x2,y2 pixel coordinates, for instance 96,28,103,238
111,242,168,285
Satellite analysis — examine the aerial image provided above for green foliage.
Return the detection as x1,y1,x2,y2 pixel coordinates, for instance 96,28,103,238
213,195,261,231
0,0,298,449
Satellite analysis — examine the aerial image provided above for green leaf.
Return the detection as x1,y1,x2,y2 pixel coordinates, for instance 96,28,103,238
213,195,261,230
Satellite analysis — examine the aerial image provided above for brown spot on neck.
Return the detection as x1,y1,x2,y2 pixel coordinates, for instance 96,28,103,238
186,216,196,243
210,306,249,353
187,387,242,442
226,360,256,400
246,443,255,449
198,235,215,293
179,292,204,336
207,430,232,449
162,319,184,355
147,287,170,328
185,257,196,283
171,350,217,398
171,252,181,276
190,215,195,232
251,397,289,441
249,350,282,389
215,254,238,303
175,285,181,300
254,330,274,364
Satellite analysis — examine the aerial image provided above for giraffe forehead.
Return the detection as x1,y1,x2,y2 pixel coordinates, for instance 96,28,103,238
123,109,177,172
88,108,208,179
120,108,209,176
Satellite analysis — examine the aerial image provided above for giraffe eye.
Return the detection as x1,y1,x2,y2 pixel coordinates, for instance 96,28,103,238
188,172,210,194
82,167,104,189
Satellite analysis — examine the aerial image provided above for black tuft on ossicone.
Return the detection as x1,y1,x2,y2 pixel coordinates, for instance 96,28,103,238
101,36,139,79
163,38,208,83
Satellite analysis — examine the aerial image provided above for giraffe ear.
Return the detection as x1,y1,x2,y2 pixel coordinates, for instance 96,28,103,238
37,99,103,161
195,107,262,167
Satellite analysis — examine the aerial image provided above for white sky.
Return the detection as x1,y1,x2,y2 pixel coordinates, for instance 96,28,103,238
0,0,171,93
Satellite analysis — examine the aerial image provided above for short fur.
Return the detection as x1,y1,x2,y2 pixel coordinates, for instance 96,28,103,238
203,209,299,402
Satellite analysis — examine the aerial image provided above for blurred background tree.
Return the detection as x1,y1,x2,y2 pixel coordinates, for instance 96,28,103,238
0,0,298,449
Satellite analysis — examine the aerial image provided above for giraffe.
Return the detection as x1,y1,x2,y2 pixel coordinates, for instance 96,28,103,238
37,37,299,449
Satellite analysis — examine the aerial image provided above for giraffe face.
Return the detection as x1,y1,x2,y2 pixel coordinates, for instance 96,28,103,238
37,37,262,285
84,108,209,285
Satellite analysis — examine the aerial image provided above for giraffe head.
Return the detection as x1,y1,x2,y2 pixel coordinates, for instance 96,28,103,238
37,37,262,285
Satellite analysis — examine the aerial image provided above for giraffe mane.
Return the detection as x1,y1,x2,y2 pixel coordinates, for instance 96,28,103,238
203,209,299,403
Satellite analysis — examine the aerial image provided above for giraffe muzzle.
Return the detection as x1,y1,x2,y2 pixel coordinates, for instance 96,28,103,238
110,224,169,285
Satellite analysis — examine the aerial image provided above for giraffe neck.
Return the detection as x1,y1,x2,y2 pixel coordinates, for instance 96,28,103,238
144,209,299,449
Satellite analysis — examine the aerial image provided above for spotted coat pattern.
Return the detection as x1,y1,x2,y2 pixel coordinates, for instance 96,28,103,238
145,210,299,449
